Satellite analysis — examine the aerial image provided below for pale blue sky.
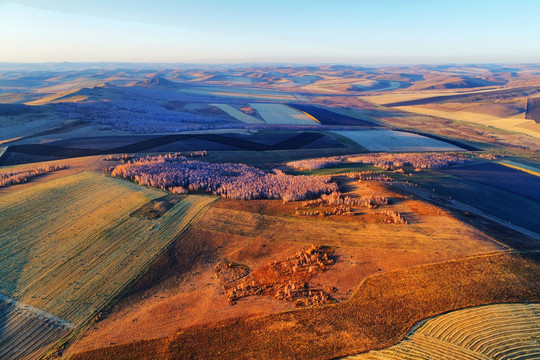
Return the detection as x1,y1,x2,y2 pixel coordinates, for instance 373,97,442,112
1,0,539,63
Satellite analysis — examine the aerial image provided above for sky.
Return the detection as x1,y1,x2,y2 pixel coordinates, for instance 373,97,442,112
1,0,539,64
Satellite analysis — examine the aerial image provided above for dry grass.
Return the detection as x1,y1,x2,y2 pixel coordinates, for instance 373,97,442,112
65,178,509,357
69,252,540,360
197,202,500,256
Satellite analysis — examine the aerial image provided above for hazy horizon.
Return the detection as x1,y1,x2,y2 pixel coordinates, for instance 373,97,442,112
1,0,540,64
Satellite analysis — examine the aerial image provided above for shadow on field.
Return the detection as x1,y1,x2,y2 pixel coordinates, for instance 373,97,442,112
0,132,344,166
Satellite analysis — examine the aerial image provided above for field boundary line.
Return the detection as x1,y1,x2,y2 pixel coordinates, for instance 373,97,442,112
497,160,540,177
283,104,321,124
348,249,524,300
0,292,75,330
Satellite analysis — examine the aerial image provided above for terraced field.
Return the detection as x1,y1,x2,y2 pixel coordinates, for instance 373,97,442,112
344,303,540,360
0,171,214,358
249,103,321,125
333,130,464,152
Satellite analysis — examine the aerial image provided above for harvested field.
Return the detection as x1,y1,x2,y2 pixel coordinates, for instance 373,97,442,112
443,162,540,203
333,130,464,152
177,86,298,101
398,104,540,140
249,103,320,125
69,252,540,360
0,293,73,360
211,104,264,124
344,303,540,360
287,104,379,126
0,172,214,324
381,86,540,107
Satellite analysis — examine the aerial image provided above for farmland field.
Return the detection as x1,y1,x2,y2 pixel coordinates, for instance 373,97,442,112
0,293,73,360
345,303,540,360
443,162,540,202
498,159,540,176
288,104,380,126
211,104,264,124
399,169,540,233
393,105,540,140
0,132,348,166
333,130,464,152
0,170,214,358
177,86,298,101
249,103,321,125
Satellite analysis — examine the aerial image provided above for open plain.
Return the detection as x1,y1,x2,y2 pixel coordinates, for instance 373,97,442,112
0,62,539,360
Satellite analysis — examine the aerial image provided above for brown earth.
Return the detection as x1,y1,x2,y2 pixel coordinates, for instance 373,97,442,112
69,252,540,360
65,178,506,357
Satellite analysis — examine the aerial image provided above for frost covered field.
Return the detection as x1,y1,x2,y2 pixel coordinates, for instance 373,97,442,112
250,103,321,125
333,130,463,152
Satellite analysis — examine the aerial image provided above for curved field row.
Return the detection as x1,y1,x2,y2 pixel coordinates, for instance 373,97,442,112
344,303,540,360
69,252,540,360
0,171,215,358
0,294,72,360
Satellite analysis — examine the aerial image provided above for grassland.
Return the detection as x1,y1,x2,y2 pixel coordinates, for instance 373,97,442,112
66,177,512,357
69,252,540,360
345,303,540,359
0,169,214,358
333,130,463,152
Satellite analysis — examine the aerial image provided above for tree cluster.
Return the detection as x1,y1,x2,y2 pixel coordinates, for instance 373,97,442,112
318,192,388,208
335,171,394,181
227,245,335,306
287,152,471,171
111,155,338,201
55,100,234,133
379,210,407,224
0,165,68,187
